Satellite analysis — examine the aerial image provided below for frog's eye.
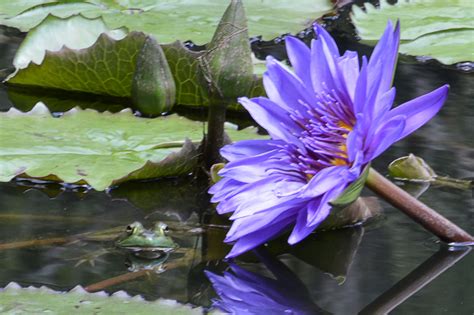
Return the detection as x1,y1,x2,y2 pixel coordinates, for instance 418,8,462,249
126,225,134,235
155,222,169,233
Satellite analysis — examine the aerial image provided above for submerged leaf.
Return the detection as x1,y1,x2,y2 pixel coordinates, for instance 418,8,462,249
0,0,333,44
0,103,266,190
352,0,474,64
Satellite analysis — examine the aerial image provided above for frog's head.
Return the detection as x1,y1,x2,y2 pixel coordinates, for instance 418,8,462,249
115,221,178,252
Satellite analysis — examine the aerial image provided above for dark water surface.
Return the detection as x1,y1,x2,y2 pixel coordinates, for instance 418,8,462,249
0,25,473,314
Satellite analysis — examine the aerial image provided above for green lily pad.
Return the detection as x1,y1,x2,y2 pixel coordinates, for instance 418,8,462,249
6,14,264,112
351,0,474,64
0,282,202,314
0,103,267,191
0,0,56,17
161,41,210,107
8,15,140,98
0,0,333,44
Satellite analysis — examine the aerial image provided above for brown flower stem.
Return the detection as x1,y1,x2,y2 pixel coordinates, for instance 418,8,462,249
204,101,226,169
359,246,471,314
84,256,190,292
85,269,151,292
366,168,474,243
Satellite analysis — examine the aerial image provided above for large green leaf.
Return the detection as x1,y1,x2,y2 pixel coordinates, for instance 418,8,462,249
399,29,474,65
8,18,142,97
11,14,127,71
6,14,264,111
161,41,210,107
0,0,56,17
0,282,202,314
0,103,267,191
351,0,474,64
0,0,333,44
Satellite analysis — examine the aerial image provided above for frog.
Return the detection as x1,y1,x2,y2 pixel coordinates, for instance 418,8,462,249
115,221,179,259
72,221,179,267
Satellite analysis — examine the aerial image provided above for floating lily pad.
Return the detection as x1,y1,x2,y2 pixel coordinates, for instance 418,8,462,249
0,282,202,314
161,41,210,107
6,14,264,112
0,103,267,191
8,15,140,97
351,0,474,64
0,0,333,44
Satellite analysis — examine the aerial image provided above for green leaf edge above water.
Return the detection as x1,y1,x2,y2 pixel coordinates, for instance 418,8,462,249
351,0,474,64
6,14,265,112
0,282,204,314
0,0,333,44
0,103,267,191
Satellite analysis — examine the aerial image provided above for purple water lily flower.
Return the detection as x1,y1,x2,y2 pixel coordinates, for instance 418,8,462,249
209,21,449,258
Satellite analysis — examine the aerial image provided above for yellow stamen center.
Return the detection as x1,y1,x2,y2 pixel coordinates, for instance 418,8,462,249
330,122,353,166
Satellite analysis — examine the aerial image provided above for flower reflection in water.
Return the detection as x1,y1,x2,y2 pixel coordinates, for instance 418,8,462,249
206,249,329,315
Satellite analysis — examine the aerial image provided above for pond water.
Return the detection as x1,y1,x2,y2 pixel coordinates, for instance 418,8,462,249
0,22,473,315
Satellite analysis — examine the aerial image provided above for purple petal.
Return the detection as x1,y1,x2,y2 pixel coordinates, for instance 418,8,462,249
229,182,303,220
310,36,336,93
297,165,348,198
288,182,347,245
285,36,311,86
313,24,351,101
313,24,340,60
226,221,292,258
226,204,298,242
338,50,359,100
264,57,314,114
209,177,243,203
307,183,347,225
385,84,449,142
374,87,396,119
287,200,318,244
239,97,302,144
220,139,282,162
225,179,300,220
368,20,400,98
364,115,406,162
353,56,368,115
219,150,281,183
346,114,365,162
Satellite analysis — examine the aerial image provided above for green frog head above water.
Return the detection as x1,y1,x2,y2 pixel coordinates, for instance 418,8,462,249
115,221,178,253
